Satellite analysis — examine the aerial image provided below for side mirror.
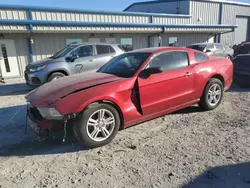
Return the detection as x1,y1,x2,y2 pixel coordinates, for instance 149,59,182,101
139,67,163,79
65,55,79,62
205,49,212,53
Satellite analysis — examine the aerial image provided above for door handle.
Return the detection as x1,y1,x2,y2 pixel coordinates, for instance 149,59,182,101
185,72,192,76
89,59,93,62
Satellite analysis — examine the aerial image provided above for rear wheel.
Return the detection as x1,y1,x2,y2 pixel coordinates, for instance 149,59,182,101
73,103,120,148
47,72,65,82
199,78,223,110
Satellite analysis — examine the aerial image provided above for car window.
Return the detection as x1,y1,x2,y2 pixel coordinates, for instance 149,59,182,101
215,44,223,50
71,45,93,58
96,45,111,55
98,53,150,78
148,51,189,71
187,45,206,52
50,45,76,59
194,52,209,61
109,46,115,53
206,44,215,50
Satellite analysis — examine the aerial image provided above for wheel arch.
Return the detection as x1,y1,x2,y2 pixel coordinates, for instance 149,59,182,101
46,69,69,81
200,74,225,97
210,74,225,87
79,99,125,130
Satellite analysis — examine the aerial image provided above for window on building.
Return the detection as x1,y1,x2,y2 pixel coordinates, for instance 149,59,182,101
71,45,93,58
148,51,189,71
168,37,178,46
96,45,111,55
120,38,133,52
194,52,209,61
66,38,83,46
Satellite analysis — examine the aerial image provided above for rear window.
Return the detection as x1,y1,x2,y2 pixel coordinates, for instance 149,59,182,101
118,45,125,52
195,52,209,61
187,45,206,52
215,44,224,50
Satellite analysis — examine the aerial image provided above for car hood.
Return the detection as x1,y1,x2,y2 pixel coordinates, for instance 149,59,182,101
25,72,123,106
26,57,64,69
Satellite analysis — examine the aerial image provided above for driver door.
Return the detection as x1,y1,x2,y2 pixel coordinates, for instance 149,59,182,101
72,45,96,74
138,51,195,116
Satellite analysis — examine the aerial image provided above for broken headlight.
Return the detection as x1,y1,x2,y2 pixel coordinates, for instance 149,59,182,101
37,108,63,120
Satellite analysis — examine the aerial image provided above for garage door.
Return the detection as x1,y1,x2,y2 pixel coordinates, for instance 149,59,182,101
235,17,248,44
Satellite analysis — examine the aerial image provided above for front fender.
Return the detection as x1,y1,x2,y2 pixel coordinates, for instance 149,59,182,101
52,81,133,116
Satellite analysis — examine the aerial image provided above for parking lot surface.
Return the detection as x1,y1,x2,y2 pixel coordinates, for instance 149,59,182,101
0,79,250,188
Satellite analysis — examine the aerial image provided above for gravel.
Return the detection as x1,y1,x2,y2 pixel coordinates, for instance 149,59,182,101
0,79,250,188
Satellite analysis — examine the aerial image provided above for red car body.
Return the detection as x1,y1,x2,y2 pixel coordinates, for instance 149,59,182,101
26,47,233,133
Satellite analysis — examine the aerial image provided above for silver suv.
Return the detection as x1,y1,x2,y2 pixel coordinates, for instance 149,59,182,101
24,43,124,86
187,43,233,58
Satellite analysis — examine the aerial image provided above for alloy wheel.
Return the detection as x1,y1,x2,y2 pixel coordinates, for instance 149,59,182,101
86,109,115,142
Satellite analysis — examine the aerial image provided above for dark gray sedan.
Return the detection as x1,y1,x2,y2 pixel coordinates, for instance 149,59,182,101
187,43,233,58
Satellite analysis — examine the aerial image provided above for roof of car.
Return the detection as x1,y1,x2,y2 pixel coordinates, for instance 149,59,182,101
68,42,119,46
128,47,190,54
188,43,222,46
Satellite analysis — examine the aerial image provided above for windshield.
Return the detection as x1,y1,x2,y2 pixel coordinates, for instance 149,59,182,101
98,53,151,78
187,45,206,52
50,45,76,59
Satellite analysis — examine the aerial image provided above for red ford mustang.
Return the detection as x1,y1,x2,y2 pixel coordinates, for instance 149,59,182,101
26,47,233,148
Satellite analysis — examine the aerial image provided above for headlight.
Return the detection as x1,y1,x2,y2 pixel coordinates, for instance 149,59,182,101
29,65,46,72
37,107,63,120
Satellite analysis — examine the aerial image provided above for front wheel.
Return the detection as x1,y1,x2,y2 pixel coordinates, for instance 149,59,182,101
73,103,120,148
47,72,65,82
199,78,224,111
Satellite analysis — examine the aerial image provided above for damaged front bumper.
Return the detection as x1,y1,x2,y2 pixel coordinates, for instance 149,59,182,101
27,106,63,134
26,103,78,134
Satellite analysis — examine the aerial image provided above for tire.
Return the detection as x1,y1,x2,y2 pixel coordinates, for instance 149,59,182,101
73,103,120,148
47,72,65,82
198,78,224,111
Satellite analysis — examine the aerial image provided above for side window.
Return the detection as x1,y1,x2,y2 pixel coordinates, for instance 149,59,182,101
149,51,189,71
194,52,209,61
96,45,110,55
215,44,223,50
109,46,115,53
72,45,93,58
206,44,215,50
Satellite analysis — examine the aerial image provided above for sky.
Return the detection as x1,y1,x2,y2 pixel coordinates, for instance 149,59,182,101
1,0,250,11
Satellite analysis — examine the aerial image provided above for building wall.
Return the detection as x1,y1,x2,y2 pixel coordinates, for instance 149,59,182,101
221,4,250,46
30,33,149,61
153,1,220,25
0,9,28,19
32,11,150,23
161,33,213,46
124,1,190,14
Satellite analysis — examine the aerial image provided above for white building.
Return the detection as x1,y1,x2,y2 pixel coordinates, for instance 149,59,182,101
0,0,249,78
